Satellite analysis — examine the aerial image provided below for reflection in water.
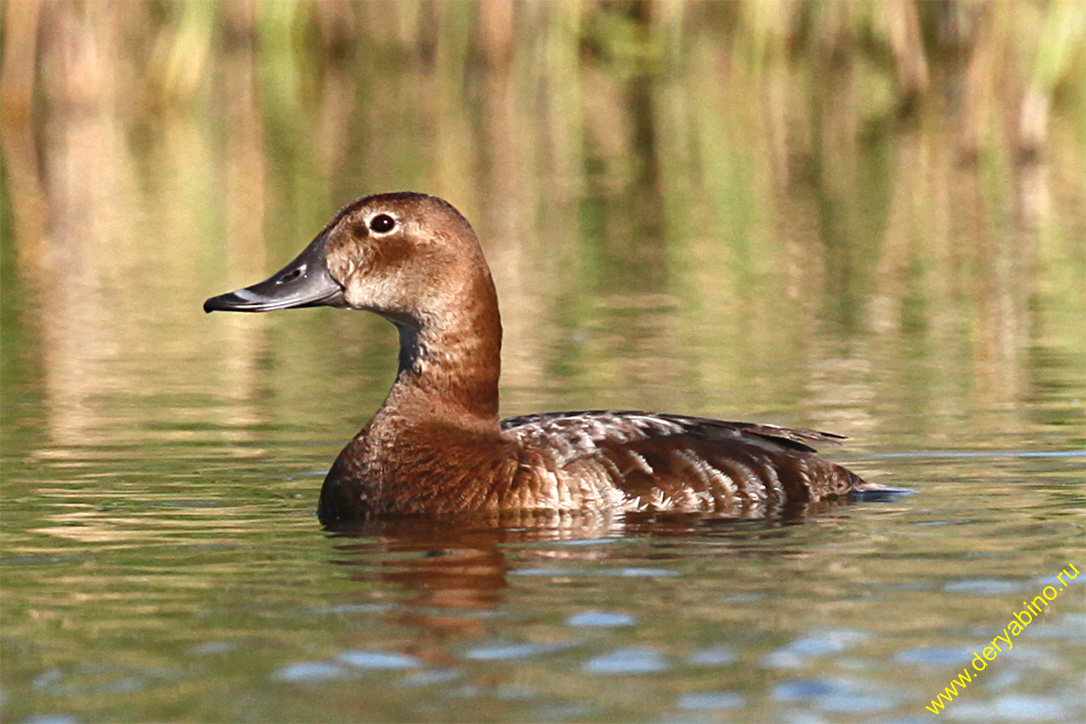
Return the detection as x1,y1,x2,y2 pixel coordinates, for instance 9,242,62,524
1,2,1082,460
325,504,851,640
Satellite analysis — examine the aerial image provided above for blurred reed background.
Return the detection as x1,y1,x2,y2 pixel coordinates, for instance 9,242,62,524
1,0,1084,455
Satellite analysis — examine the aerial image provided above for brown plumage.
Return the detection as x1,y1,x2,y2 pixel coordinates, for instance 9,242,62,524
204,192,871,524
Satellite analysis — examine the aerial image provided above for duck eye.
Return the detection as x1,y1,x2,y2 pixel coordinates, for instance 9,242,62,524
369,214,396,233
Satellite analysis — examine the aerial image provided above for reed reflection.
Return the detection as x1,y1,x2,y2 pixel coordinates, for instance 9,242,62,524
0,0,1082,461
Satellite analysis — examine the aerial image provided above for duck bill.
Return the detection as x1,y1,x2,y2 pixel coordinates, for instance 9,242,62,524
203,234,346,313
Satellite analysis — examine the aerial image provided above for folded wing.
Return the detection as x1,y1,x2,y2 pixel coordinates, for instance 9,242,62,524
501,411,864,515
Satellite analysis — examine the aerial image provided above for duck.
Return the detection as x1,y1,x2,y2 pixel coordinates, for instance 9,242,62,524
205,192,874,524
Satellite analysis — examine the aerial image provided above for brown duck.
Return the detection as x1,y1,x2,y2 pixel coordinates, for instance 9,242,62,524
205,193,875,524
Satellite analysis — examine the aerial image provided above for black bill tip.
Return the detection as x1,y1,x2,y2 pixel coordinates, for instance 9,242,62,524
203,289,280,313
203,232,346,314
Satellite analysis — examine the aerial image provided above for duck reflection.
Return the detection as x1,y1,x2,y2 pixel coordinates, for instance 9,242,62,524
326,512,622,635
323,503,851,639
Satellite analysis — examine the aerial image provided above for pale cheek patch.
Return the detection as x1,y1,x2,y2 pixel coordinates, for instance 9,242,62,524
345,269,420,321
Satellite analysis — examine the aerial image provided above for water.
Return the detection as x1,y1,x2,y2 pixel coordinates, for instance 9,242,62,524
2,448,1083,721
2,3,1085,722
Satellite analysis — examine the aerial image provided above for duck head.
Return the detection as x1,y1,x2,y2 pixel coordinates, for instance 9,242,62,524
204,192,492,331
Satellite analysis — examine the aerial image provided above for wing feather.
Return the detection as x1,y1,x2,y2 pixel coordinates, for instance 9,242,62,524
501,410,861,513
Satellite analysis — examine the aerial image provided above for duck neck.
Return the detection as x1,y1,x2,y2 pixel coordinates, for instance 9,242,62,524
381,274,502,430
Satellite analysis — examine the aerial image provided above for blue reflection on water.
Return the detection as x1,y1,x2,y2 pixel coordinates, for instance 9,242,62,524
336,651,422,670
895,646,980,666
773,677,898,712
944,579,1026,596
272,661,353,682
583,647,670,675
677,691,745,710
565,610,635,627
763,629,871,669
463,641,574,661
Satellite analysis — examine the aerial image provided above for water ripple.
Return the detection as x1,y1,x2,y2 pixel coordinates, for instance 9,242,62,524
583,647,670,675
